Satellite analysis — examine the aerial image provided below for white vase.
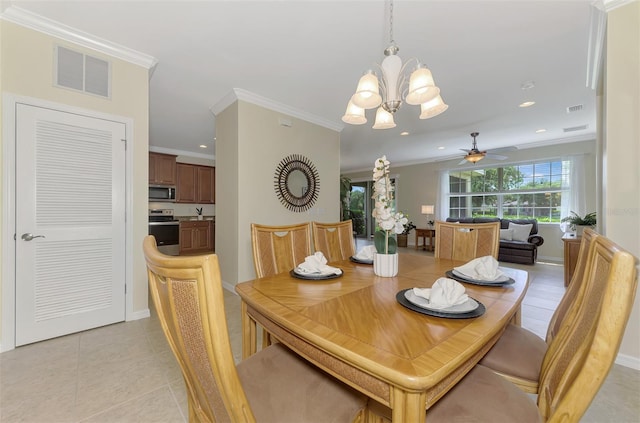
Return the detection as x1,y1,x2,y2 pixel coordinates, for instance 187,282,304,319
374,253,399,277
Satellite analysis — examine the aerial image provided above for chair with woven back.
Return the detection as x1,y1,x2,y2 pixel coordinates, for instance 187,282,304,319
250,222,312,278
143,235,367,423
369,233,638,422
479,228,599,393
311,220,355,262
434,220,500,261
250,222,312,347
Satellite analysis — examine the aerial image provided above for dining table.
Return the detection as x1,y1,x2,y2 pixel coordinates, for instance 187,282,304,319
235,253,529,422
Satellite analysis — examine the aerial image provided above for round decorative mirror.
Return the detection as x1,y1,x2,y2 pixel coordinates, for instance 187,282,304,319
274,154,320,212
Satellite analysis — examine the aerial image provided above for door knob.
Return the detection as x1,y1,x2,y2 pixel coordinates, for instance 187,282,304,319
21,233,45,241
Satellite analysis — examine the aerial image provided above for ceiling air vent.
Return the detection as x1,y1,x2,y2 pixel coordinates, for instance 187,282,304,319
563,124,589,133
566,104,584,113
55,46,111,98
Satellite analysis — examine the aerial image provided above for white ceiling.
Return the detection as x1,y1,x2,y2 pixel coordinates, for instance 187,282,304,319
5,0,599,172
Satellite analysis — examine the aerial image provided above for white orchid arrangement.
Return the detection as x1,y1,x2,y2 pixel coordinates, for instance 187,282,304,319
372,156,407,254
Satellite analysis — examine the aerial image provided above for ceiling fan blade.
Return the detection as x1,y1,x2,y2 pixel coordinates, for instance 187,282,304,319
458,159,470,165
486,153,508,160
460,149,471,153
486,146,517,154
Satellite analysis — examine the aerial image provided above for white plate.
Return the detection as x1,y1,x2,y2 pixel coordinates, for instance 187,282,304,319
293,267,342,277
452,269,510,283
404,290,479,314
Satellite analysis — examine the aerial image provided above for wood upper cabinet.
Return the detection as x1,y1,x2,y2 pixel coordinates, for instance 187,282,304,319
179,221,213,254
149,152,177,185
176,163,215,204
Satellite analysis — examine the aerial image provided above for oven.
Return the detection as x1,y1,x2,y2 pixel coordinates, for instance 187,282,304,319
149,209,180,255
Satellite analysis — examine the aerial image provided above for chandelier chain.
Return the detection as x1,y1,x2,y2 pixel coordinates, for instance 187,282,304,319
389,0,395,45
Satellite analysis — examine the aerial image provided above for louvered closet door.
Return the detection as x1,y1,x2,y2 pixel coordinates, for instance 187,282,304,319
15,104,126,346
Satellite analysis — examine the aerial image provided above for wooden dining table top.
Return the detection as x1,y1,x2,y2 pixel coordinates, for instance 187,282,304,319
235,254,529,420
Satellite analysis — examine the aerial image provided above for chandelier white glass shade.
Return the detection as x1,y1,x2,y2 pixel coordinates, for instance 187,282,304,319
342,1,447,129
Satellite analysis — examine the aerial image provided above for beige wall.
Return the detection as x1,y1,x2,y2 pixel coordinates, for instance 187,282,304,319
344,140,597,261
605,1,640,365
216,99,340,286
0,22,150,345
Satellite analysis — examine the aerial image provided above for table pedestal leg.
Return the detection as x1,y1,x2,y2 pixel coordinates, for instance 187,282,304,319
241,302,257,359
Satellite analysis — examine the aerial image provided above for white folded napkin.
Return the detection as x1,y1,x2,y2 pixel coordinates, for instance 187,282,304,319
454,256,504,281
354,245,376,261
296,252,342,275
413,278,469,310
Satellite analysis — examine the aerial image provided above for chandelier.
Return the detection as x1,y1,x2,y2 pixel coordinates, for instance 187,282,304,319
342,0,448,129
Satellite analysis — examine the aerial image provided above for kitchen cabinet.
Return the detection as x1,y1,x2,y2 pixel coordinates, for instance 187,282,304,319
176,163,215,204
179,221,213,254
149,152,177,185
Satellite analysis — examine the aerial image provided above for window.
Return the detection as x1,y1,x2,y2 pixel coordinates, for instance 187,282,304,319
447,160,570,223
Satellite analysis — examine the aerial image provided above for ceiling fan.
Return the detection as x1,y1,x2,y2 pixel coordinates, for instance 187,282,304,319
459,132,514,165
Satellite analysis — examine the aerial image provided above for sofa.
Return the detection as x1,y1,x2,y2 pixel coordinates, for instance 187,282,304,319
445,217,544,264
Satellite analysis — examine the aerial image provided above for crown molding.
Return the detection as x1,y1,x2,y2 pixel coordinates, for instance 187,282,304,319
0,6,158,72
602,0,637,12
149,145,215,161
210,88,344,133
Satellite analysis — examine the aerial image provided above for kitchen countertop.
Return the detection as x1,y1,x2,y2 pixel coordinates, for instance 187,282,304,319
176,216,215,222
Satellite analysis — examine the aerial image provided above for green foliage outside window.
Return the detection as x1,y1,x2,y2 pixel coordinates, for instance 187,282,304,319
448,160,570,223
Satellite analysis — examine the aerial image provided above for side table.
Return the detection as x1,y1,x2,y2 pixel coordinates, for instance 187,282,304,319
562,234,581,287
415,228,435,251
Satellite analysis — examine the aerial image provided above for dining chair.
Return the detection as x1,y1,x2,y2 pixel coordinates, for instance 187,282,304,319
250,222,312,278
311,220,356,262
250,222,312,347
434,220,500,261
143,236,367,423
478,228,598,393
369,234,638,422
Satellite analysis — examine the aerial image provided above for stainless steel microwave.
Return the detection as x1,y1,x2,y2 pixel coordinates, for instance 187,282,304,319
149,185,176,202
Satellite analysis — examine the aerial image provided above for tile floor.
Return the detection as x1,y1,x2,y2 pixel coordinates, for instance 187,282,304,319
1,247,638,422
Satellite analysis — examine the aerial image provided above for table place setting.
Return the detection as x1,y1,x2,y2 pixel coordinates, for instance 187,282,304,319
396,278,486,319
446,256,515,286
349,245,376,264
291,251,343,280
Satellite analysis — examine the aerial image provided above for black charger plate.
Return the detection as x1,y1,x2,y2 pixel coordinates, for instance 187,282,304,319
395,289,486,319
290,269,343,280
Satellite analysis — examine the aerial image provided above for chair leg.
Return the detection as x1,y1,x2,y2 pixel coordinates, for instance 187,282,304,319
510,305,522,326
262,327,272,349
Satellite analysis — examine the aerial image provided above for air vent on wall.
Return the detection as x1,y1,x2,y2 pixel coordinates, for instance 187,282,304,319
563,124,589,133
566,104,584,113
55,46,110,98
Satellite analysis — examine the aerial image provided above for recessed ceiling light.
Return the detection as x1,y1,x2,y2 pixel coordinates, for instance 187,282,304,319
400,131,409,136
519,101,536,108
199,144,207,149
535,128,547,133
438,146,445,150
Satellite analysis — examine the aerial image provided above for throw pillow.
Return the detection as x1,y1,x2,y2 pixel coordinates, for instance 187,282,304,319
509,222,533,242
500,228,514,241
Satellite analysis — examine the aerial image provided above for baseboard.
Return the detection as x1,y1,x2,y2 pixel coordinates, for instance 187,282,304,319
537,254,563,264
615,353,640,370
126,308,150,321
222,280,237,294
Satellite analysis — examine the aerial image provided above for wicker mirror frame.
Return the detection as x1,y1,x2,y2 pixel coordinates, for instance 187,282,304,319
274,154,320,212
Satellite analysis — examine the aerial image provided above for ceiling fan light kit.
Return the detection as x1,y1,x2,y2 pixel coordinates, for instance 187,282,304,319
342,0,447,129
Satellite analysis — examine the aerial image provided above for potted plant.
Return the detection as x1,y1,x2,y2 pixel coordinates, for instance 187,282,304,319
397,220,416,248
561,211,596,236
371,156,407,276
339,175,351,221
